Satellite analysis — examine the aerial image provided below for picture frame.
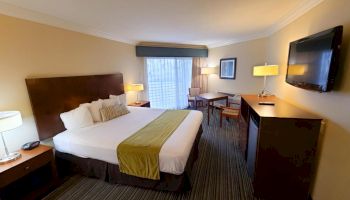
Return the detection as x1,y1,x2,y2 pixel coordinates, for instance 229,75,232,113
220,58,237,79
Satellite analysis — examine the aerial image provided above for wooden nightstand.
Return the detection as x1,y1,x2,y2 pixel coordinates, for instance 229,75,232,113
0,145,58,200
128,100,150,107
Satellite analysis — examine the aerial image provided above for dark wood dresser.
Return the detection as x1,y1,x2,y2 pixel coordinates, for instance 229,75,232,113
239,95,322,200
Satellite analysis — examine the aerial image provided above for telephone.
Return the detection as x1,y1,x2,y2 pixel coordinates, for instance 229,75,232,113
22,141,40,150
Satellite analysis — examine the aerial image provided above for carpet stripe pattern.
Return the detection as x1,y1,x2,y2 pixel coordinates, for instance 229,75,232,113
44,108,256,200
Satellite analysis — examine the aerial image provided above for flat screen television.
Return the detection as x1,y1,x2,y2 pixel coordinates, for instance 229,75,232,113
286,26,343,92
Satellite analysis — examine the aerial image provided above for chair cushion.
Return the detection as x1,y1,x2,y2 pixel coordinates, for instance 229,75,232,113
222,108,239,116
188,96,196,101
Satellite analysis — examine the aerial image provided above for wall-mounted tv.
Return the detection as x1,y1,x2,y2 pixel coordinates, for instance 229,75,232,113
286,26,343,92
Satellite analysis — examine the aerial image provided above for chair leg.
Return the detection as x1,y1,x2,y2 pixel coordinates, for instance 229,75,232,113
220,113,223,127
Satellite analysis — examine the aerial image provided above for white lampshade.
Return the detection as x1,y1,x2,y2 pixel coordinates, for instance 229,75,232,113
125,83,144,92
0,111,22,132
201,67,217,75
253,65,279,76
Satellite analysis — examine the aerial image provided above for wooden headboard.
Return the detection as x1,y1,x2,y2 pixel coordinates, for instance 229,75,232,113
26,73,124,140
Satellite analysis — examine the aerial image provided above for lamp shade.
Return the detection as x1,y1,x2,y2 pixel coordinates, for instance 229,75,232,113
253,65,279,76
201,67,217,75
125,83,144,92
0,111,22,132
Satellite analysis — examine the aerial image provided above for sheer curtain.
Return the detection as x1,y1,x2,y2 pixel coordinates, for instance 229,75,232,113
146,57,192,109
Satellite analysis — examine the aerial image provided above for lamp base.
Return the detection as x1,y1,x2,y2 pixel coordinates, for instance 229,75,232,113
258,90,272,97
258,93,268,97
0,152,21,164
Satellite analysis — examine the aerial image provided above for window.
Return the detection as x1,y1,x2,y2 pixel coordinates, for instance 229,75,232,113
146,57,192,109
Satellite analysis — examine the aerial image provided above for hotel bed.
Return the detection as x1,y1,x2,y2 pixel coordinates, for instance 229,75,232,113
26,73,203,191
54,106,202,175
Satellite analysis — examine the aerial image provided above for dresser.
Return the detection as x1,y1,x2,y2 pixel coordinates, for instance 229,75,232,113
239,95,322,200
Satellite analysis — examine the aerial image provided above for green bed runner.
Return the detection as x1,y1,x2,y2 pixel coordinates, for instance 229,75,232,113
117,110,190,180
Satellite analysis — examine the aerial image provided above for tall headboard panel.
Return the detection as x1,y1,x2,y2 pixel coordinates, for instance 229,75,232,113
26,73,124,140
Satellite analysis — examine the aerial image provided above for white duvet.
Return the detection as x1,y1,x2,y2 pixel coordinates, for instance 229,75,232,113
53,106,203,175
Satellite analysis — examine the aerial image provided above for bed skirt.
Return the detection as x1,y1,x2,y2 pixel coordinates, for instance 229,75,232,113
55,125,203,192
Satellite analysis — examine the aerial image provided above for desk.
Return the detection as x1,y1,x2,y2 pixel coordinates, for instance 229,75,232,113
196,93,229,125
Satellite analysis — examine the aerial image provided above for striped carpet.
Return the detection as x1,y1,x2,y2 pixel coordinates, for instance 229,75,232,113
44,108,256,200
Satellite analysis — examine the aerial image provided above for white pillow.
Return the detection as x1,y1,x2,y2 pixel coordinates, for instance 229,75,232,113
110,94,126,105
60,106,94,130
102,98,119,107
80,103,90,107
88,99,103,122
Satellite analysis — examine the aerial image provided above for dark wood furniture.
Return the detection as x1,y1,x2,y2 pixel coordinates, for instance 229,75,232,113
25,73,124,140
239,95,322,200
128,100,150,107
0,145,58,200
196,93,229,125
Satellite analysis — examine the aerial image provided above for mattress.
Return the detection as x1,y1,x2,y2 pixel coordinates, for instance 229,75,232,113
53,106,203,175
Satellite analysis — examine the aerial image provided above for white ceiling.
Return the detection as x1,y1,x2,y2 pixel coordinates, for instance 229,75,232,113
0,0,324,48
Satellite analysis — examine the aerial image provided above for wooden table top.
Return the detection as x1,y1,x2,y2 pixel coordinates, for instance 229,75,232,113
197,93,228,101
241,95,322,119
0,145,52,173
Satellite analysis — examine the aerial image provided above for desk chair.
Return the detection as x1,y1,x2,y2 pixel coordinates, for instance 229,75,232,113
220,107,240,127
188,88,203,109
220,94,241,127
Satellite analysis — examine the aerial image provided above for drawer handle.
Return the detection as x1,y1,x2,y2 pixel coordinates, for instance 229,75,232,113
24,166,31,170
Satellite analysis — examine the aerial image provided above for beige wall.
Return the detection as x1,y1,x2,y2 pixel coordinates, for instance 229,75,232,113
208,0,350,199
266,0,350,199
0,14,144,153
207,38,267,94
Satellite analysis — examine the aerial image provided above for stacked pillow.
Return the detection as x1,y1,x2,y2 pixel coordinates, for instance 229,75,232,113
60,94,129,130
59,105,94,130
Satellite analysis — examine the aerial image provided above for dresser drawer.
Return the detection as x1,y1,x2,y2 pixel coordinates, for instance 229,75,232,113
0,149,53,188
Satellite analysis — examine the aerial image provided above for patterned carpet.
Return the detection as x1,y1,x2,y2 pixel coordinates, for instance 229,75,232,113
44,108,255,200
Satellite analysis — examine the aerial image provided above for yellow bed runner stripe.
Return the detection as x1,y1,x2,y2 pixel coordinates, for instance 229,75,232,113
117,110,190,180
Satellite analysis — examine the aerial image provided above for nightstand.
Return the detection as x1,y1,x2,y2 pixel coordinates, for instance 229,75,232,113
0,145,58,199
128,100,150,107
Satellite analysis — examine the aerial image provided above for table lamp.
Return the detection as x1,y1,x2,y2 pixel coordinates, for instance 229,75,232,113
201,67,217,75
0,111,23,164
125,83,144,104
253,64,279,97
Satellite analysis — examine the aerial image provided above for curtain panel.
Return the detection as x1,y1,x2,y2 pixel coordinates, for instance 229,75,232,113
192,57,208,93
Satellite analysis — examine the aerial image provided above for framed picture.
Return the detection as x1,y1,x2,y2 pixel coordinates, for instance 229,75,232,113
220,58,237,79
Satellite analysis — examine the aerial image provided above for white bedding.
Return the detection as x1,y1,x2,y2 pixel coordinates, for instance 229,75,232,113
53,106,203,175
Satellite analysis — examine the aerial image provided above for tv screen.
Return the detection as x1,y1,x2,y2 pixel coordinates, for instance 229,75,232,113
286,26,343,92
